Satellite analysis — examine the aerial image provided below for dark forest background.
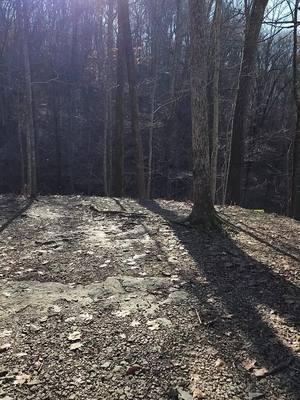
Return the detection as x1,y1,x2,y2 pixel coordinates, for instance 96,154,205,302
0,0,297,214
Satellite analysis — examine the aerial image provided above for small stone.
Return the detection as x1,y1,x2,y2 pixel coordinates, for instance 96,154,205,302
101,361,111,369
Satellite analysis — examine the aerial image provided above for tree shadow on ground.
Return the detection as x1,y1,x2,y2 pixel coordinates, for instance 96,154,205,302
0,196,32,233
219,210,300,261
142,200,300,399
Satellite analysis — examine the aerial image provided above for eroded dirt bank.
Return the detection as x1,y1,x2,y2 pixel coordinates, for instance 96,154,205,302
0,196,299,400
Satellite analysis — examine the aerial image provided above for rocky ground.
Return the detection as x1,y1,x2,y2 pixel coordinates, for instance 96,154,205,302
0,195,299,400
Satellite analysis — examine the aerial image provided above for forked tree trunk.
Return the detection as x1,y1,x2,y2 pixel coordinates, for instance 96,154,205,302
291,0,300,220
226,0,268,205
112,4,125,197
119,0,146,199
188,0,216,226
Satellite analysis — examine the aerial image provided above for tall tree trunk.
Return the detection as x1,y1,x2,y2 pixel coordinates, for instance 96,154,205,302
112,3,125,197
167,0,184,197
19,0,37,198
210,0,222,203
291,0,300,220
147,0,159,198
188,0,216,226
17,91,25,193
104,0,114,196
226,0,268,205
119,0,146,199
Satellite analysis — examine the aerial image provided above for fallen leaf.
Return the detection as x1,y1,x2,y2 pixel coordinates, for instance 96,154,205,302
253,367,268,378
249,392,264,400
70,342,82,351
79,313,93,322
14,373,31,385
0,343,11,353
193,388,206,399
0,330,12,338
242,359,257,371
68,331,81,342
130,320,140,327
65,317,76,323
16,352,28,358
100,361,111,369
126,364,142,375
51,305,62,313
27,377,40,386
215,358,225,368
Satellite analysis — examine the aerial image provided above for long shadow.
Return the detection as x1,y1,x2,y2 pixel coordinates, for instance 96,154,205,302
142,200,300,399
0,196,33,234
219,211,300,261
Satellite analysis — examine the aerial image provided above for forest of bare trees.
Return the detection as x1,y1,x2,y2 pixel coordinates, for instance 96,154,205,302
0,0,299,220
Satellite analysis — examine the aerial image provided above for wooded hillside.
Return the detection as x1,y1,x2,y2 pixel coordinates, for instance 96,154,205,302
0,0,299,219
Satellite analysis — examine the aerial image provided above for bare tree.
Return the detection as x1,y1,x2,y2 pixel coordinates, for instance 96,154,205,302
211,0,222,202
226,0,268,205
112,1,125,197
18,0,37,198
118,0,146,198
147,0,159,198
291,0,300,219
188,0,216,226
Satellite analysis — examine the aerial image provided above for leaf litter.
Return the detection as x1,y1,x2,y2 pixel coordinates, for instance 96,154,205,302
0,196,299,399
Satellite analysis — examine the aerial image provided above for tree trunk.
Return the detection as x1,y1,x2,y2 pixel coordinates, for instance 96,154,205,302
19,0,37,198
210,0,222,203
291,0,300,220
147,0,159,198
112,3,125,197
188,0,216,226
167,0,184,198
104,0,114,196
119,0,146,199
226,0,268,205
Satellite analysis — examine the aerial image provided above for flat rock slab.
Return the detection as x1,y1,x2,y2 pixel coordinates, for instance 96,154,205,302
0,275,189,318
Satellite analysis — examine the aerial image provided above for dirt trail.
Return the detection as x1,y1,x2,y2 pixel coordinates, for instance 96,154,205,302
0,196,299,400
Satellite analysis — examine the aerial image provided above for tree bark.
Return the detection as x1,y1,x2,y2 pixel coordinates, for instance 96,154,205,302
112,2,125,197
291,0,300,220
119,0,146,199
226,0,268,205
188,0,216,226
210,0,222,203
147,0,159,198
19,0,37,198
104,0,114,196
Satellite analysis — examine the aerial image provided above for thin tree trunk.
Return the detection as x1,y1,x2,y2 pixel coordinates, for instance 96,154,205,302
210,0,222,203
226,0,268,205
104,0,114,196
17,91,25,193
291,0,300,220
188,0,216,226
112,4,125,197
119,0,146,199
167,0,183,197
19,0,37,198
147,0,159,198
